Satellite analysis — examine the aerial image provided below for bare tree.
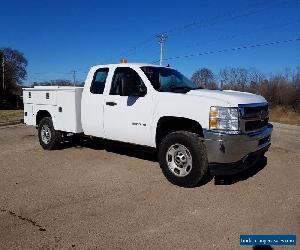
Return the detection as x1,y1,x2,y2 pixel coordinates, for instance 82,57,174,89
0,48,28,94
191,68,217,89
218,66,300,109
219,67,249,91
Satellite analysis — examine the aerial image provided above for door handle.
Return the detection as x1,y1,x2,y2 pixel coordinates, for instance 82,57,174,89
106,101,117,106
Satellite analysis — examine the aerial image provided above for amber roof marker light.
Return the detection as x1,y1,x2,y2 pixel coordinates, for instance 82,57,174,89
120,58,128,63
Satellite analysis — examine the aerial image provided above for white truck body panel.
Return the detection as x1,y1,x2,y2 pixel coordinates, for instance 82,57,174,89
23,63,272,166
81,64,155,146
81,67,110,138
23,64,267,146
186,89,266,106
23,86,84,133
103,65,154,145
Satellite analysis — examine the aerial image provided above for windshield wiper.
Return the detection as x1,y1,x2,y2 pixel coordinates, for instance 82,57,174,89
190,87,204,90
168,86,192,93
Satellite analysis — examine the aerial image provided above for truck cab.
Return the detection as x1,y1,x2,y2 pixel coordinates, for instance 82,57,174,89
23,63,273,187
81,64,153,146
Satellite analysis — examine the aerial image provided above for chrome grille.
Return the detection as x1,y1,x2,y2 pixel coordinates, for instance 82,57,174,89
239,103,269,133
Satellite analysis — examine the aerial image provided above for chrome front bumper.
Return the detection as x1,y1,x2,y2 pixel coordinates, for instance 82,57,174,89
203,124,273,164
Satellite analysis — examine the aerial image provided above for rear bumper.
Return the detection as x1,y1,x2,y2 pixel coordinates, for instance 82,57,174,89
203,124,273,173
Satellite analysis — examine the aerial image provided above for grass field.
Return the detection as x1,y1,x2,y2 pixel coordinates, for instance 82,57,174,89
269,106,300,126
0,110,23,126
0,107,299,127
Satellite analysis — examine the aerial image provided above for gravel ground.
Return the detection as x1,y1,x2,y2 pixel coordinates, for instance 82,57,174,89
0,123,299,249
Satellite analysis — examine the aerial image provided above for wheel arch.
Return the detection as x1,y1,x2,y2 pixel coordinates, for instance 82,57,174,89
36,110,52,126
155,116,204,147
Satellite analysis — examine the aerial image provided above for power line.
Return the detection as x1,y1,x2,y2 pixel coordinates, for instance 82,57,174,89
117,1,265,60
107,0,298,62
29,67,90,82
151,38,300,63
181,18,300,51
105,37,155,63
165,0,298,37
166,0,272,34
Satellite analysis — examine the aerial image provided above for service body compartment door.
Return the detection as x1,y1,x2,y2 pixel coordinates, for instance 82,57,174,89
23,88,57,105
23,104,35,125
55,88,83,133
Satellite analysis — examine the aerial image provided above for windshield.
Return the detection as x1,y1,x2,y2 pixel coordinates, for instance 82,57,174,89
141,66,201,93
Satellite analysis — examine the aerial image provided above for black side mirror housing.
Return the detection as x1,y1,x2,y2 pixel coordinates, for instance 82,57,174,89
137,84,147,97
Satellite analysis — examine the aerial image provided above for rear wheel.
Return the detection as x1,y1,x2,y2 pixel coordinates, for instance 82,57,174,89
38,117,61,150
158,131,208,187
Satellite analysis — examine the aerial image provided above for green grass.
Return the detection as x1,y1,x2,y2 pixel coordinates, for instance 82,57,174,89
0,110,24,126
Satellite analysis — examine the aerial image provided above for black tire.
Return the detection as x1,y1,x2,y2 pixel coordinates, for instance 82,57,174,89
158,131,208,187
38,117,61,150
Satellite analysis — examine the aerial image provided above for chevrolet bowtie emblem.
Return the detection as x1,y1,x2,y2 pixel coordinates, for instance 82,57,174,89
259,110,267,121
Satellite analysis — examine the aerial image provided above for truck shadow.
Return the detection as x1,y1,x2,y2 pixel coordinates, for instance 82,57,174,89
57,136,268,185
97,140,158,162
213,156,268,185
57,136,158,162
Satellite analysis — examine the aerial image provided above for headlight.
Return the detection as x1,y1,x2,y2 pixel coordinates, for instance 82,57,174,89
209,107,239,131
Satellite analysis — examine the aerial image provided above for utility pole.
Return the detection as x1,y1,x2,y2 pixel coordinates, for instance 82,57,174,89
1,54,4,91
157,33,167,66
72,70,76,86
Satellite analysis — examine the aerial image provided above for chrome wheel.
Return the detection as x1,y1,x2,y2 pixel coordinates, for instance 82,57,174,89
41,125,51,144
166,143,193,177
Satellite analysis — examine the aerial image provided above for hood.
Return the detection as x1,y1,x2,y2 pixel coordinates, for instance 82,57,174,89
187,89,267,106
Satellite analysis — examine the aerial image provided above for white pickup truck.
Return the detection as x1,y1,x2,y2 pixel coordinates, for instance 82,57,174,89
23,63,272,187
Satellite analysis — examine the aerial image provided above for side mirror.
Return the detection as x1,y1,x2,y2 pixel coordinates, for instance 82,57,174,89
136,84,147,97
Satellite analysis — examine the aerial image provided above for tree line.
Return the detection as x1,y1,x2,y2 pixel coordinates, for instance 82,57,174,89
31,79,84,87
1,47,300,110
191,67,300,110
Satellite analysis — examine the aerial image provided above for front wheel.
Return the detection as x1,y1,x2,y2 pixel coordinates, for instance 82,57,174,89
158,131,208,187
38,117,61,150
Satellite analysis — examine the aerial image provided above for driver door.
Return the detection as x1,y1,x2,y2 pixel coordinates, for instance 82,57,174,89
103,67,152,146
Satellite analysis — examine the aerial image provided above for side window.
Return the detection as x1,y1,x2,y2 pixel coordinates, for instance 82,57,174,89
110,67,145,96
90,68,109,94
